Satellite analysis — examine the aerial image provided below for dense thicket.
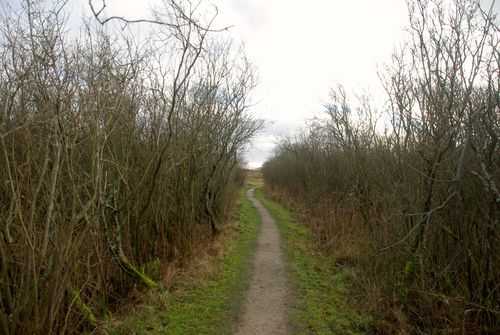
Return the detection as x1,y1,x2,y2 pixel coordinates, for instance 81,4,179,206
0,0,262,333
262,0,499,332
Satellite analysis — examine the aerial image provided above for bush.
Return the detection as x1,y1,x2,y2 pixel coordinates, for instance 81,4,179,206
0,1,262,333
262,0,499,332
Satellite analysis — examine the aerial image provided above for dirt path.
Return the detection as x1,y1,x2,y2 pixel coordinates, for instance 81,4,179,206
236,188,292,335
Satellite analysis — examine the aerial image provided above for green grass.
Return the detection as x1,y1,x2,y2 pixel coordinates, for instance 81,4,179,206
254,188,373,335
102,187,261,335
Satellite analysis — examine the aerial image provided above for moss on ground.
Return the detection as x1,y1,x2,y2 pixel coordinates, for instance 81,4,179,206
255,188,374,335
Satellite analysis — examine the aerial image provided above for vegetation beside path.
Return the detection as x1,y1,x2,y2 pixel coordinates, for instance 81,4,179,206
255,188,373,334
103,172,373,335
102,187,261,335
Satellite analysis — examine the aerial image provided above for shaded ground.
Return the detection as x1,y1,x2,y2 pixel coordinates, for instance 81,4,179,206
236,188,292,335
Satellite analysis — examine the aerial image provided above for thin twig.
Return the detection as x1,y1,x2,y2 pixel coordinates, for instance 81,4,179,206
88,0,231,32
371,190,457,259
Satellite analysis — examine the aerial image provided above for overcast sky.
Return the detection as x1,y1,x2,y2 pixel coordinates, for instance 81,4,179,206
6,0,499,168
90,0,410,168
204,0,404,168
218,0,410,168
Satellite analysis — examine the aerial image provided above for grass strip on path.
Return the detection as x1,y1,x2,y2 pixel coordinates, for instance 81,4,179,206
103,187,261,335
255,188,373,335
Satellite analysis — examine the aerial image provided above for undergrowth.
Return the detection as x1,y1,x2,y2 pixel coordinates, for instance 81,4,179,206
101,187,261,334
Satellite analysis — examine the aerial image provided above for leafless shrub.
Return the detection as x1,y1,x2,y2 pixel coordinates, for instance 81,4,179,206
0,0,262,333
262,0,499,332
